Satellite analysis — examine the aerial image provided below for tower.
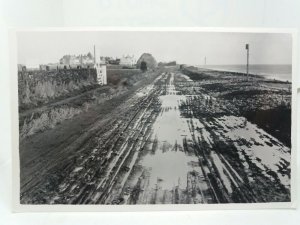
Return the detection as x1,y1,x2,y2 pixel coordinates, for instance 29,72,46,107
94,45,96,64
93,45,107,85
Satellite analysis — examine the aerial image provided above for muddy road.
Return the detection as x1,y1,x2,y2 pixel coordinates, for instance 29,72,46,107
20,68,291,204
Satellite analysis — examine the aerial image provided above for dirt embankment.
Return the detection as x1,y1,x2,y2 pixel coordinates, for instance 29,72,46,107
19,68,158,140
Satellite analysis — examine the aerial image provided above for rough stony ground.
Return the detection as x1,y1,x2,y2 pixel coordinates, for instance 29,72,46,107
19,67,291,204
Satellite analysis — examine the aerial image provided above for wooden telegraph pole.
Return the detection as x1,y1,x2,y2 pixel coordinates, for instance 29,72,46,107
245,44,249,80
94,45,96,64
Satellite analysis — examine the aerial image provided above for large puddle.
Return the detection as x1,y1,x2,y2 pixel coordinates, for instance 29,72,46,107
142,147,198,189
213,115,291,187
137,72,290,193
140,73,201,190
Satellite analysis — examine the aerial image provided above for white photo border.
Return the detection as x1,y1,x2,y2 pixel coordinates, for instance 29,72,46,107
10,27,298,212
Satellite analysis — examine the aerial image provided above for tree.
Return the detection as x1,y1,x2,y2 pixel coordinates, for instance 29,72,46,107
140,61,147,72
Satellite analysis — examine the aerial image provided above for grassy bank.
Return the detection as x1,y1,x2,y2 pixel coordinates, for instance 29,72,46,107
107,69,141,86
19,68,158,139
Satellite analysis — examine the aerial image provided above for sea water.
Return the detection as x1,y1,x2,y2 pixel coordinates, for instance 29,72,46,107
201,64,292,82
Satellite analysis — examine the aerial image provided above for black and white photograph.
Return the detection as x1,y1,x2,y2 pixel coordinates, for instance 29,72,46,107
16,29,294,207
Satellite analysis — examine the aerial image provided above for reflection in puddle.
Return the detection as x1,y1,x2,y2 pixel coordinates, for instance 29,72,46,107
140,73,201,190
153,95,189,144
141,148,196,189
214,115,291,187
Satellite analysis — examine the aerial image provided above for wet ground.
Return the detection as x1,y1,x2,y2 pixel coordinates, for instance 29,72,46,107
20,68,291,204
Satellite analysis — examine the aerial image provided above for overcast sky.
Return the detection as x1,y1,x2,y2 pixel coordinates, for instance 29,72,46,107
17,31,292,66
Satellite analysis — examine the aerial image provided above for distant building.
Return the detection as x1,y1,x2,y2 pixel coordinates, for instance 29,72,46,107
59,52,94,65
107,58,121,65
17,64,26,71
19,48,107,85
120,55,136,67
59,55,71,65
58,48,108,85
81,53,94,65
23,59,40,71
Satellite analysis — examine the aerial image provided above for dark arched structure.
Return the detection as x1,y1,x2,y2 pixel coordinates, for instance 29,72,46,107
136,53,157,71
140,61,147,72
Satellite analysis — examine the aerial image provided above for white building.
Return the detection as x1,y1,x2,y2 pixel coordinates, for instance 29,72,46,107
59,53,94,65
94,46,107,85
25,59,40,70
120,55,136,67
94,63,107,85
81,55,94,64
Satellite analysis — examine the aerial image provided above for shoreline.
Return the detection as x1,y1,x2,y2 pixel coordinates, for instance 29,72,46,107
193,66,292,83
179,65,291,148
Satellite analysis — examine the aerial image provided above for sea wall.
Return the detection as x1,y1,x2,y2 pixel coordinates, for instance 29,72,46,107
18,68,97,110
180,66,215,80
181,65,266,80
